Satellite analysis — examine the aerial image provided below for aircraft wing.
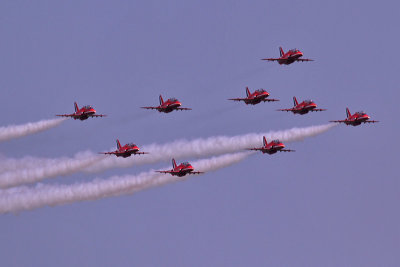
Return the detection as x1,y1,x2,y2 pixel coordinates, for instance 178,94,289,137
155,170,173,174
262,98,279,102
310,109,327,112
296,58,314,62
141,106,159,110
277,108,295,112
246,147,263,151
90,114,107,117
134,152,150,155
99,151,118,155
363,120,379,123
176,107,192,111
329,120,346,123
261,58,280,61
228,98,246,102
280,149,295,152
189,171,204,175
55,114,76,118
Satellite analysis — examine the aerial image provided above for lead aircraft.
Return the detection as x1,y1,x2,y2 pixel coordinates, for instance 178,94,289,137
100,139,148,158
228,87,279,105
262,47,313,65
56,102,106,120
278,97,326,115
247,136,295,155
141,95,192,113
330,108,379,126
156,159,204,177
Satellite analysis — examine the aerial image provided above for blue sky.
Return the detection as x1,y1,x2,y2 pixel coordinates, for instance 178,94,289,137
0,1,399,266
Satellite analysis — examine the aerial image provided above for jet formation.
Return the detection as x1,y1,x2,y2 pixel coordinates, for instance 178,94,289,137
54,46,378,177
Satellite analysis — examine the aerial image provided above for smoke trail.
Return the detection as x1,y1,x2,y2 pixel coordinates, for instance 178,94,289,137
87,123,336,172
0,151,104,189
0,118,65,142
0,124,336,185
0,152,250,213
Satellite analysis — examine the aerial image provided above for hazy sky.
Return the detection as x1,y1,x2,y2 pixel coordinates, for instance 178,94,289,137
0,0,399,266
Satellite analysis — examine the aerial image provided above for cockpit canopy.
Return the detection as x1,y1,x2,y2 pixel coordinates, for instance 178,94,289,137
255,89,266,93
289,49,299,53
83,105,93,110
127,143,136,147
356,111,366,116
168,98,178,102
271,139,280,144
304,99,313,104
181,162,191,166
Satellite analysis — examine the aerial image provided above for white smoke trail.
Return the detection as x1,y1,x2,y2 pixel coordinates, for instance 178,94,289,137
0,118,66,142
0,124,336,186
0,155,65,174
86,123,336,172
0,152,250,213
0,151,105,189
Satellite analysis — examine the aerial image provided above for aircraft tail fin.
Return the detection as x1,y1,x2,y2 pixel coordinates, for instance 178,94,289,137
159,95,164,105
74,102,79,112
293,96,299,106
116,139,121,150
346,107,351,118
263,136,267,147
279,47,284,57
246,87,250,97
172,158,177,168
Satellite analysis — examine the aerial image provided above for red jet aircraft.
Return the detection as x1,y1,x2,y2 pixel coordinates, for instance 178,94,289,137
262,47,313,65
228,87,279,105
330,108,379,126
56,102,106,120
247,136,295,154
156,159,204,177
100,139,148,158
141,95,192,113
278,97,326,115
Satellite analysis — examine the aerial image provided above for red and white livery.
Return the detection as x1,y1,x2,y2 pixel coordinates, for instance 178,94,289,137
262,47,313,65
247,136,295,155
100,139,148,158
156,158,204,177
141,95,192,113
228,87,279,105
56,102,106,120
330,108,379,126
278,97,326,115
